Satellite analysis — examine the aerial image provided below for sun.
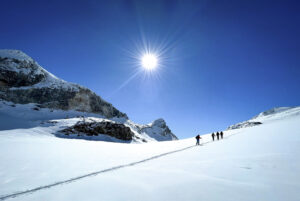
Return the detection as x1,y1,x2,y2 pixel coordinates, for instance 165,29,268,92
141,54,158,70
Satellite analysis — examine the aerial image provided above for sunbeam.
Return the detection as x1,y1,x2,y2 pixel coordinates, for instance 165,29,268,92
106,70,142,99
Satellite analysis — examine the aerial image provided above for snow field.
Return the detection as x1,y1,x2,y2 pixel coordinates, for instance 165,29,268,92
0,106,299,200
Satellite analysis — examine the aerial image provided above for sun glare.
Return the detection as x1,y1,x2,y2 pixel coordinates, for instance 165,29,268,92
141,54,158,70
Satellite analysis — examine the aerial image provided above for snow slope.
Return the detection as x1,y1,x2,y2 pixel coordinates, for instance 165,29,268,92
252,106,300,122
0,50,34,62
0,100,176,143
0,107,299,200
227,106,300,130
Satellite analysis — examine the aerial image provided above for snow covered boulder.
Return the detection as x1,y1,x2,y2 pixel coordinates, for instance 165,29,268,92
0,49,127,119
60,119,134,141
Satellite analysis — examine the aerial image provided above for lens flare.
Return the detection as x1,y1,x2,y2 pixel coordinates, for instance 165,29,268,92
141,54,158,70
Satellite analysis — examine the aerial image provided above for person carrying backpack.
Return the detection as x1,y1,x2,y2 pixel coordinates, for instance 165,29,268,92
220,131,224,139
211,132,215,141
216,132,220,140
195,135,201,145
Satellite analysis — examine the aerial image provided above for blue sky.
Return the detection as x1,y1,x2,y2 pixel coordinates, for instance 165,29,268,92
1,0,300,138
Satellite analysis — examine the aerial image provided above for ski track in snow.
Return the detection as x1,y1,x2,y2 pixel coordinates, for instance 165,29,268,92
0,142,204,200
0,130,240,201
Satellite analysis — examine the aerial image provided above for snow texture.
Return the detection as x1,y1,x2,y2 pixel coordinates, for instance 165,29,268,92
0,50,34,62
0,105,299,201
227,106,300,130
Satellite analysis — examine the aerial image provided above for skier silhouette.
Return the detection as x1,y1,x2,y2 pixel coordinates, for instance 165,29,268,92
211,133,215,141
195,135,201,145
220,131,224,139
216,132,220,140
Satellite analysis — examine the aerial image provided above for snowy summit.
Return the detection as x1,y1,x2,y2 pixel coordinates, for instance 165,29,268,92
0,49,34,62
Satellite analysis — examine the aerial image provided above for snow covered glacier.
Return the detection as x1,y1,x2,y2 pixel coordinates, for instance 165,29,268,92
0,49,177,142
0,102,299,201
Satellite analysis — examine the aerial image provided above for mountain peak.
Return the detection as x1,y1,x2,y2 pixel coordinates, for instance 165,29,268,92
0,49,127,119
0,49,34,62
151,118,166,127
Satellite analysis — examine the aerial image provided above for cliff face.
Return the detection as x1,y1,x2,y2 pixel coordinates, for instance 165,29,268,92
0,50,127,119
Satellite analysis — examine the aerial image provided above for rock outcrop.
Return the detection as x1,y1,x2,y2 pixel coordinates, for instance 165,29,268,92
0,50,127,119
60,119,134,141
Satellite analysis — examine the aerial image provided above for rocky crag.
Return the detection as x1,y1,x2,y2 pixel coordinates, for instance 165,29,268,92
0,49,126,119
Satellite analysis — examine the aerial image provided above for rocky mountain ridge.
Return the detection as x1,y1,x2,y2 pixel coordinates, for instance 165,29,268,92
0,49,127,119
0,49,178,142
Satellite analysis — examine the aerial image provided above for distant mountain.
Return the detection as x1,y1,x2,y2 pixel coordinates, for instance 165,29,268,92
127,118,178,141
251,107,299,120
0,49,178,142
227,106,300,130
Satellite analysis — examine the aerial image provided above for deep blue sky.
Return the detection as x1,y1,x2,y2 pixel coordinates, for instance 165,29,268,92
1,0,300,138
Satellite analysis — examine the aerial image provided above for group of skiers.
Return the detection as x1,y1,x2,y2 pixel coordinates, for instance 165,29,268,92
195,131,224,145
211,131,224,141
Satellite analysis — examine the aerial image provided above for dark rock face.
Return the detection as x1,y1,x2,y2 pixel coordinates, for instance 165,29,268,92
0,58,45,87
60,120,134,141
0,50,127,119
0,86,127,118
1,87,76,110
